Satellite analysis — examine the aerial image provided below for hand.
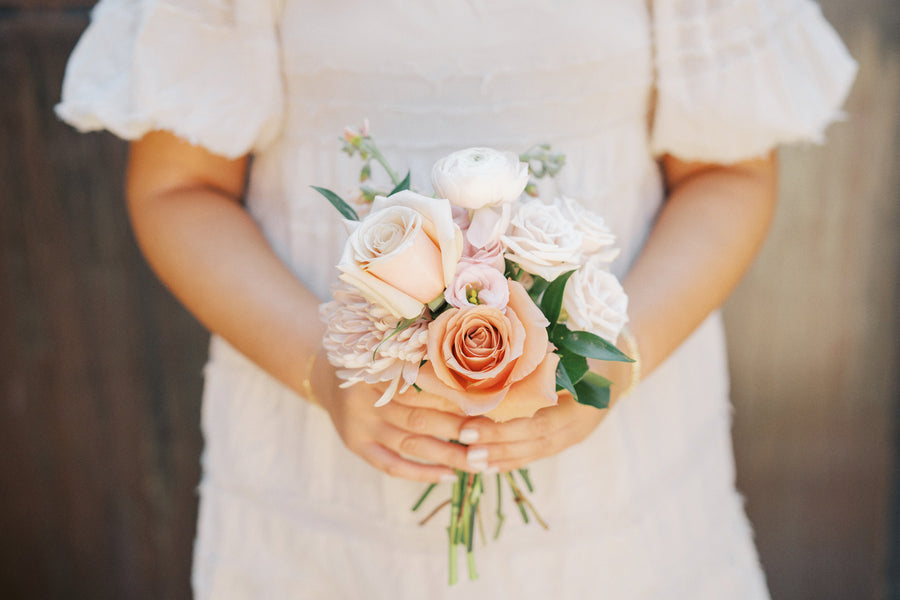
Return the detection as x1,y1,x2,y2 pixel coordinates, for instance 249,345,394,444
312,362,473,482
456,360,632,472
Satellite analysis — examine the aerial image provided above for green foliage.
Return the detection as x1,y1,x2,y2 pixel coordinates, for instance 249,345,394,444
389,171,411,195
311,186,359,221
572,372,612,410
539,270,575,325
552,327,634,362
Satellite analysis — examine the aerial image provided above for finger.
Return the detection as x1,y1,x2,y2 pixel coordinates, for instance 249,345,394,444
379,402,470,441
462,436,556,471
376,424,471,472
458,395,601,445
358,441,458,483
457,407,565,446
390,387,467,416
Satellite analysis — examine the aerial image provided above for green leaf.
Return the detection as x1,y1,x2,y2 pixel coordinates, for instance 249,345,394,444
411,483,436,512
559,352,589,385
526,274,549,305
573,372,612,410
555,360,578,399
539,270,576,326
504,259,523,281
311,186,359,221
553,327,634,362
517,469,534,493
389,171,411,195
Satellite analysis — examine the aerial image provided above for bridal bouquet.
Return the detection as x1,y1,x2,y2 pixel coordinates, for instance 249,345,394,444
315,123,633,584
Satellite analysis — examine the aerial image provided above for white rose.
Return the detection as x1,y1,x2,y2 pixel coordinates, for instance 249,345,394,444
501,200,583,281
553,196,620,262
431,147,529,210
562,258,629,343
338,190,464,319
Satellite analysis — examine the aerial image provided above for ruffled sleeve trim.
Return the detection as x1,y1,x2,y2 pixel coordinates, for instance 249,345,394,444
55,0,284,159
650,0,857,164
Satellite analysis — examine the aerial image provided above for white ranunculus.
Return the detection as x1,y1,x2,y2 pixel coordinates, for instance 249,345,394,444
431,147,530,210
338,190,464,319
501,200,583,281
562,259,629,343
553,196,620,262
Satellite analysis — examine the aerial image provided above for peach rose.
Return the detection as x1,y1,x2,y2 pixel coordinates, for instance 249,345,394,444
338,190,464,319
416,279,559,422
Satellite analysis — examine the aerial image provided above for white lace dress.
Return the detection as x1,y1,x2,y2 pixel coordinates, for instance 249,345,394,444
58,1,855,598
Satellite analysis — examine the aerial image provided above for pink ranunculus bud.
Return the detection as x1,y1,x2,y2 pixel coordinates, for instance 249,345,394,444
445,258,510,311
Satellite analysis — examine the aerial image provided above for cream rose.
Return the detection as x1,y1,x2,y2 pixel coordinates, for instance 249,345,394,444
416,280,559,422
562,258,629,343
501,199,583,281
338,190,464,319
553,196,620,262
431,147,530,210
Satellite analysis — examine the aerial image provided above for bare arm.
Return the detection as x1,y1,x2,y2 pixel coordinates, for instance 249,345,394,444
127,131,471,481
126,132,322,394
461,153,779,471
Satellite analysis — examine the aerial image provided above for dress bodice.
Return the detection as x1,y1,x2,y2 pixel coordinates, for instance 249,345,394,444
256,0,661,300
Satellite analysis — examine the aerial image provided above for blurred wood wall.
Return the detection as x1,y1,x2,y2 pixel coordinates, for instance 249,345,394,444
1,1,897,599
1,4,206,599
725,1,900,599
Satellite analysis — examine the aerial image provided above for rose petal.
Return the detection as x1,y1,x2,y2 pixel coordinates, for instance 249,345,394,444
365,227,444,303
505,280,550,384
484,351,560,422
415,362,509,416
337,261,425,320
425,309,467,392
372,190,464,292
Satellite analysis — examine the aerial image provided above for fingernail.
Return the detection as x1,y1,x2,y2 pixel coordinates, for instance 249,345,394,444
468,461,488,472
467,447,488,464
440,473,458,483
459,429,479,444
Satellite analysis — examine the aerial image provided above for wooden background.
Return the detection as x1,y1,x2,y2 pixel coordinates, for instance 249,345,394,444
1,1,897,598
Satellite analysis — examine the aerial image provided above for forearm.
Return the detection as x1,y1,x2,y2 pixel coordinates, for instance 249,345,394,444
621,154,778,376
127,151,322,396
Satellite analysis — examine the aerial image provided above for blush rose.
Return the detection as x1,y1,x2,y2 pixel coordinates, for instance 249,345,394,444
338,190,464,319
416,279,559,422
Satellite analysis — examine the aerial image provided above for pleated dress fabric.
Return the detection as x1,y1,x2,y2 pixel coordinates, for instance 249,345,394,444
57,0,856,597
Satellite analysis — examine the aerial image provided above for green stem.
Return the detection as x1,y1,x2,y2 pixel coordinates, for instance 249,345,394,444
365,142,401,186
467,546,479,581
493,472,505,540
411,482,436,512
448,471,463,586
505,472,549,530
466,480,479,581
505,472,530,524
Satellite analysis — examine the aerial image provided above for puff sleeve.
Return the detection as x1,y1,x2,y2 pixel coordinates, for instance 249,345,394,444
55,0,283,159
650,0,857,163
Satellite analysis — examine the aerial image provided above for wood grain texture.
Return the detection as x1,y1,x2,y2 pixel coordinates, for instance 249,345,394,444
0,11,205,600
725,3,900,599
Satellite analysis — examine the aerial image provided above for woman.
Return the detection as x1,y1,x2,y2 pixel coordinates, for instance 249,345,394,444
57,0,856,597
